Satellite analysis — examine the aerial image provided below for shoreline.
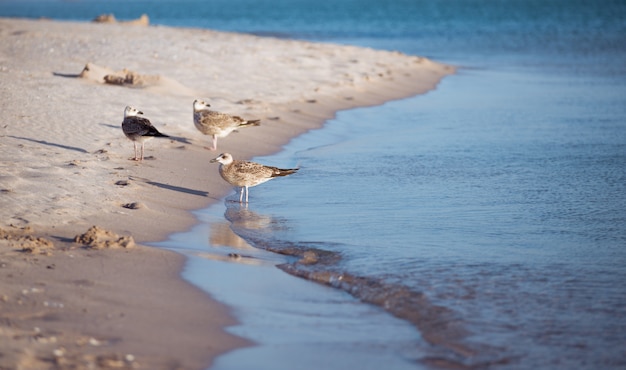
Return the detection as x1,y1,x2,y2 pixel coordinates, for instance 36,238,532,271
0,17,454,369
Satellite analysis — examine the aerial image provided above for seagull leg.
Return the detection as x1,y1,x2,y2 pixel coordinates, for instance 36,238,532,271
211,135,218,151
132,142,139,161
140,142,145,161
239,187,244,203
244,186,249,203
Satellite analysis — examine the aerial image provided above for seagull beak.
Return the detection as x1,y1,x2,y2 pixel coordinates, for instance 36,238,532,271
209,158,218,163
138,111,144,115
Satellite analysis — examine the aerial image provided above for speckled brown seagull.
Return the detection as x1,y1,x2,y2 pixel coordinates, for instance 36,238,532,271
122,106,169,161
193,99,260,151
210,153,298,203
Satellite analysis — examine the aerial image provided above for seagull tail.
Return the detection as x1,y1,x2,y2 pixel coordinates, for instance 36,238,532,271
240,119,261,128
271,167,299,177
147,127,170,138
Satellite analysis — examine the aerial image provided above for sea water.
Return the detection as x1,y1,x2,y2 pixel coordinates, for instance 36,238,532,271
3,0,625,368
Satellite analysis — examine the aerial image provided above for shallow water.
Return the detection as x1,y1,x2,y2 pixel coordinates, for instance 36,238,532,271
238,66,626,367
4,0,626,368
156,206,429,370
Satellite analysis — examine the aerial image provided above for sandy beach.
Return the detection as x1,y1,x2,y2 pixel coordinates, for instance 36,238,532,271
0,17,453,369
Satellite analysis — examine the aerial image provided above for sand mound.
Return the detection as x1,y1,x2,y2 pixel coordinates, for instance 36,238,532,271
92,13,149,26
79,63,159,87
0,226,55,255
103,68,160,87
74,226,135,249
78,62,196,95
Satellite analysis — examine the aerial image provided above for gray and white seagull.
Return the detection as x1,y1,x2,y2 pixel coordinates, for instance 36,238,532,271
122,106,169,161
193,99,260,151
210,153,298,203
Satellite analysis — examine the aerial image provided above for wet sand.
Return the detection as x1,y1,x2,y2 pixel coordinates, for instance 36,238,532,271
0,225,247,369
0,17,454,369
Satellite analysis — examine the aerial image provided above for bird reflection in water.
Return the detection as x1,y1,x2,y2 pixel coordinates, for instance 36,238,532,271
195,203,283,266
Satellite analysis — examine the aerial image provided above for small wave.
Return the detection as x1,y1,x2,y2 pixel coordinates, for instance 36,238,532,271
225,203,509,368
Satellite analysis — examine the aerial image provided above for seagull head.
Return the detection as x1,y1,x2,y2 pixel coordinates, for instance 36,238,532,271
124,106,143,118
193,99,211,112
210,153,234,165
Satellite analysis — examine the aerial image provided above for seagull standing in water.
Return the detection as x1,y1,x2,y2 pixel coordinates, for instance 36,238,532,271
193,99,260,151
210,152,298,203
122,106,169,161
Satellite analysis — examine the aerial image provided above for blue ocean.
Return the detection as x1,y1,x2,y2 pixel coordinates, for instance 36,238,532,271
3,1,625,369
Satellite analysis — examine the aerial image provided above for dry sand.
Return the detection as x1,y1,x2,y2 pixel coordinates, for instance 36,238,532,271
0,17,454,369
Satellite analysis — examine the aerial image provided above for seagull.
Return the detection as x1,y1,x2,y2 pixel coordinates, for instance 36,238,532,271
193,99,260,151
122,106,169,161
210,153,298,203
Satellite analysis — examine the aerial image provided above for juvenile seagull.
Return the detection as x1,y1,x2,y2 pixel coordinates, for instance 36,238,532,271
193,99,260,151
122,106,169,161
210,153,298,203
